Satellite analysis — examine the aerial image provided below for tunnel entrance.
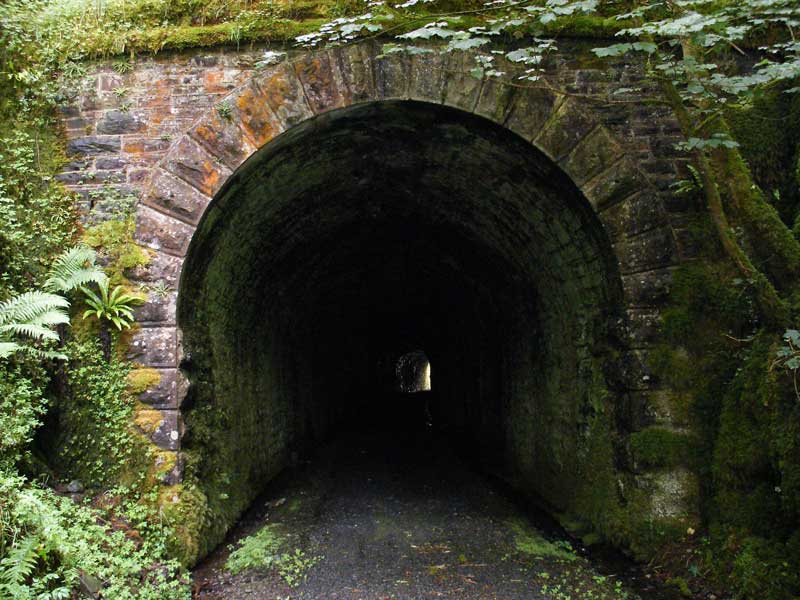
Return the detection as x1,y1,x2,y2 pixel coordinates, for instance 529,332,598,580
178,100,626,555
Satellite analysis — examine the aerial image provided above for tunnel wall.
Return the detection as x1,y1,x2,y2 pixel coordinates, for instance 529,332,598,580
58,40,701,563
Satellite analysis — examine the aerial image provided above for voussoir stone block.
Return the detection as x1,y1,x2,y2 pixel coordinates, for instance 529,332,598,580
162,137,233,197
330,44,376,103
534,98,597,161
190,103,258,170
134,291,177,325
560,126,622,187
252,62,314,130
374,51,411,100
135,205,195,256
126,250,184,288
294,51,348,114
598,192,666,240
407,52,447,105
144,168,211,225
441,51,483,113
621,267,674,307
582,158,645,211
504,87,559,143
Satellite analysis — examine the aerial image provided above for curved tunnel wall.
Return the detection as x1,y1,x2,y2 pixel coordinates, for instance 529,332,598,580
177,100,628,551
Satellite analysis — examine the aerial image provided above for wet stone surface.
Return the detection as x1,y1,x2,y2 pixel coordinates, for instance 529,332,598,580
192,420,673,600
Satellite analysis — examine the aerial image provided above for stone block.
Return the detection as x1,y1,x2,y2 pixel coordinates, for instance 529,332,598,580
621,267,674,307
162,137,232,197
66,136,121,156
252,62,314,130
560,126,622,187
599,192,666,240
441,51,482,113
294,51,348,114
128,326,177,367
613,226,676,274
534,98,596,161
127,250,184,288
135,291,177,325
96,110,146,134
135,205,195,256
144,168,211,224
137,367,180,409
331,44,376,103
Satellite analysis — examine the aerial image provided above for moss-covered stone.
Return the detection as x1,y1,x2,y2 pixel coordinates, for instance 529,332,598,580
630,427,692,469
126,367,162,395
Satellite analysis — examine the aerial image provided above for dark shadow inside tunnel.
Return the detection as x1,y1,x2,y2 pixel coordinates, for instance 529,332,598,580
177,100,626,555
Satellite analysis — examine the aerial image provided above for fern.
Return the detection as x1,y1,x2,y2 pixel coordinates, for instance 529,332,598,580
43,246,107,294
0,534,39,589
0,292,70,359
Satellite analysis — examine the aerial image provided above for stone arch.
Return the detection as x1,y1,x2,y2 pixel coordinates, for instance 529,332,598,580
128,42,686,557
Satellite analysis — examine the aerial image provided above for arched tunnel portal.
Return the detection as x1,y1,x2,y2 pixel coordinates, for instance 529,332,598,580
175,100,631,554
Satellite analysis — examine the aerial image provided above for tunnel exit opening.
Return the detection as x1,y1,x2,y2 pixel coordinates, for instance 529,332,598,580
177,100,627,558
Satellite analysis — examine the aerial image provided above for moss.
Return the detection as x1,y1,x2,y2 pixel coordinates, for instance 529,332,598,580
83,217,151,285
666,577,692,597
726,88,800,228
126,367,161,395
158,480,210,566
133,402,165,435
630,427,692,469
506,518,577,561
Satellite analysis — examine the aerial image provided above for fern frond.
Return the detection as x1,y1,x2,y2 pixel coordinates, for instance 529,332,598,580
0,323,61,342
0,293,69,327
29,309,70,328
0,534,39,586
0,341,22,358
43,246,107,294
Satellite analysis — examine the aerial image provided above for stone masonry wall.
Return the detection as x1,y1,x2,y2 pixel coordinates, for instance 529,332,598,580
59,41,696,511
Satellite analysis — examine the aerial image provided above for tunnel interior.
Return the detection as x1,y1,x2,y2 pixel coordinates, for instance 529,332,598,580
177,100,627,552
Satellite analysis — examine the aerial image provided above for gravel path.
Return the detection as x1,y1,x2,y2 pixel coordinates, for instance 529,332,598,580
193,421,674,600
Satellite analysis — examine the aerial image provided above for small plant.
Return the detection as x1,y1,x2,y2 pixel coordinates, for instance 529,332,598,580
772,329,800,400
277,549,319,587
226,524,284,575
112,86,129,98
217,101,233,120
226,525,319,587
81,279,143,358
82,280,142,331
113,57,133,74
140,280,172,299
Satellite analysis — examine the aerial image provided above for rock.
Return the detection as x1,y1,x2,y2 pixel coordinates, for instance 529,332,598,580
96,110,145,134
79,571,103,598
66,136,121,156
67,480,84,493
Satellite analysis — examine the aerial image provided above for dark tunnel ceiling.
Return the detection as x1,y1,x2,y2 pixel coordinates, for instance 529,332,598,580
179,99,622,331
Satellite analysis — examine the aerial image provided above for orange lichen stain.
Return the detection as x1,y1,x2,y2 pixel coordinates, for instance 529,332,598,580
201,160,221,194
236,87,280,148
203,70,228,94
123,139,145,154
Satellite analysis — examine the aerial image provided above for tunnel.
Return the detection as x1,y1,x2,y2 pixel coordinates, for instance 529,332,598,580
177,100,627,552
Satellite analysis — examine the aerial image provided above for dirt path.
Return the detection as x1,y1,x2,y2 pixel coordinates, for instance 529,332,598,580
192,425,675,600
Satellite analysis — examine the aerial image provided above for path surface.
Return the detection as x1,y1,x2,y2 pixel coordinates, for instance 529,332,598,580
192,419,669,600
